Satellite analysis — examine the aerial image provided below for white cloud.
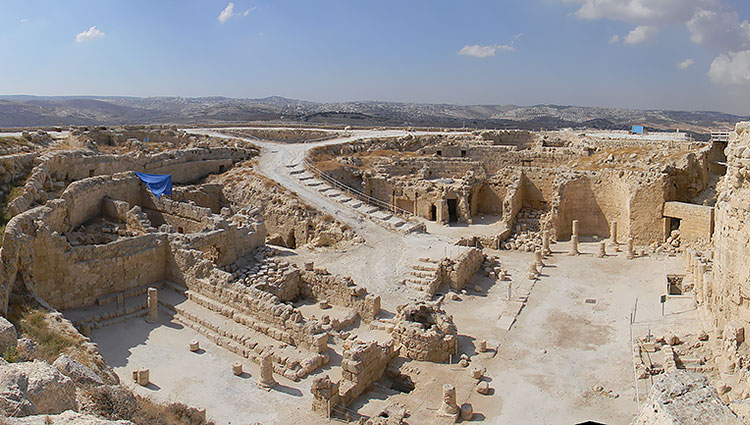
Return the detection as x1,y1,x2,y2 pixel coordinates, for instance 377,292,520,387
708,50,750,85
75,26,104,43
687,8,750,51
609,34,620,44
458,44,515,58
624,26,656,44
218,2,255,24
567,0,707,24
564,0,750,86
19,18,27,24
676,58,695,70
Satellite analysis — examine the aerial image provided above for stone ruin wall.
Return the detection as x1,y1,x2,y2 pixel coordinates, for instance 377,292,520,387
312,339,398,414
212,167,360,249
7,147,251,217
444,248,485,291
0,168,266,313
708,122,750,328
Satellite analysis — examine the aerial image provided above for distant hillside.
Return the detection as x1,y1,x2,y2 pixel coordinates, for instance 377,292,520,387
0,95,744,135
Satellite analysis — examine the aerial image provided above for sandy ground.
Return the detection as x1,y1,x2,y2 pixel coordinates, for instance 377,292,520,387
90,309,319,425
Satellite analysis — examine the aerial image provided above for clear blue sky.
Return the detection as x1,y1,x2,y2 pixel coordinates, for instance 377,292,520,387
1,0,749,114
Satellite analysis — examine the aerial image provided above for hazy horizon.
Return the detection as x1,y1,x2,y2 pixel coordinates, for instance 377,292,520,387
2,1,750,115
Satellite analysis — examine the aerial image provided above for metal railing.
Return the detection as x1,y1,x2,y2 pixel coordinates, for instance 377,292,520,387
302,158,417,220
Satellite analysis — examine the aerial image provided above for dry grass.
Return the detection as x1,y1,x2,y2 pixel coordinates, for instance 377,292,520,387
81,385,213,425
6,302,80,363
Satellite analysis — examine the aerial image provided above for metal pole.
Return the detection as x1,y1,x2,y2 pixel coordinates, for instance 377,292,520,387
630,318,640,413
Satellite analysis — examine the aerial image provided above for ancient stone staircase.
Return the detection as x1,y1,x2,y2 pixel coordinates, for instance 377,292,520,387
400,258,442,294
158,283,326,382
289,163,425,234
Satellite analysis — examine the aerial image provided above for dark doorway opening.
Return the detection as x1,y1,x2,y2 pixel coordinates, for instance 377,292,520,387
447,199,458,223
430,205,437,222
668,217,681,240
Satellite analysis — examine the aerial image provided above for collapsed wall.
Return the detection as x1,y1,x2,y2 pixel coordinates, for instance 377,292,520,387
7,146,251,217
210,167,360,249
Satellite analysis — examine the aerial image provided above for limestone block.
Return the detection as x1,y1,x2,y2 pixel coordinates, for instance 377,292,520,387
476,381,490,394
135,368,149,386
53,354,104,386
0,317,18,353
232,362,243,376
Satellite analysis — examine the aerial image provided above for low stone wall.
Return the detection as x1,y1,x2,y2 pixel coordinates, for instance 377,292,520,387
299,269,381,321
444,248,484,291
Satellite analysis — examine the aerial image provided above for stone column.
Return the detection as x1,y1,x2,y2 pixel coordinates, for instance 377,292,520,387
476,339,487,353
146,287,158,323
232,362,243,376
572,220,579,239
534,249,544,268
568,235,579,256
542,230,551,255
597,241,606,258
527,263,539,280
609,221,618,245
257,354,276,390
697,263,706,304
626,238,635,260
438,384,459,417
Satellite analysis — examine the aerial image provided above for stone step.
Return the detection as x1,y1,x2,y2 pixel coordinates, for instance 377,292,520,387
289,169,305,175
87,308,148,330
173,296,320,382
350,201,363,208
386,216,406,227
328,191,343,198
419,258,441,264
297,174,314,181
318,186,333,193
362,206,379,214
371,210,392,221
412,264,439,272
306,180,323,187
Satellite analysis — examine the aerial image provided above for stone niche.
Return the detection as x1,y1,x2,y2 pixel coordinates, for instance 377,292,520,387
390,301,457,363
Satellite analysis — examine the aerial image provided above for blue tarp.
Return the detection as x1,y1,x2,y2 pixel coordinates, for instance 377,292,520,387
632,125,644,135
135,172,172,198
